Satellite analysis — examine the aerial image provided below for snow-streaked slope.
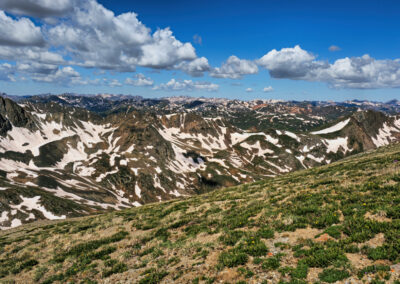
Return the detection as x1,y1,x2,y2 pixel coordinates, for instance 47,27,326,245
1,96,400,230
311,118,350,135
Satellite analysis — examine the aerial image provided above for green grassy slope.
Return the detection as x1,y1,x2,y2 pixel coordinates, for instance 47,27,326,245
2,144,400,283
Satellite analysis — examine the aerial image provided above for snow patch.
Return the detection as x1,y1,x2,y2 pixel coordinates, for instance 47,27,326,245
324,137,351,153
311,119,350,135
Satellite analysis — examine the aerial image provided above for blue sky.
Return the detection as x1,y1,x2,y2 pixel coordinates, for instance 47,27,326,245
0,0,400,101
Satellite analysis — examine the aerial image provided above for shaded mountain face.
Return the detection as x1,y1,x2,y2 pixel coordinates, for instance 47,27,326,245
0,94,400,229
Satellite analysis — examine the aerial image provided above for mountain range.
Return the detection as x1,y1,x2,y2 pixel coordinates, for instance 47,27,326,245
1,94,400,230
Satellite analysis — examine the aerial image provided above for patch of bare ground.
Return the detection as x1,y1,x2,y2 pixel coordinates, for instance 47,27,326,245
194,231,221,244
215,268,241,283
346,253,373,269
314,233,334,243
365,211,392,222
279,227,323,245
307,267,324,282
363,232,385,248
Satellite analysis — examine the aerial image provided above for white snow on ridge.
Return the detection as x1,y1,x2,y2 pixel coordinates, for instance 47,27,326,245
157,126,227,153
371,122,400,147
231,132,280,146
95,169,118,182
11,195,66,220
240,141,274,156
56,142,88,169
324,137,351,153
284,131,300,142
307,154,324,163
0,211,8,223
311,119,350,135
296,155,307,169
135,183,142,198
0,120,113,157
266,161,290,173
168,143,205,173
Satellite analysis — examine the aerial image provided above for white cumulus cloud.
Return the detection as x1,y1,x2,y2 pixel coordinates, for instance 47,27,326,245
0,11,44,47
0,0,208,84
47,0,197,72
0,63,16,81
257,45,325,79
211,55,258,79
108,79,122,87
263,86,274,92
30,66,81,84
0,0,75,18
175,57,210,77
258,45,400,89
125,73,153,86
153,79,218,92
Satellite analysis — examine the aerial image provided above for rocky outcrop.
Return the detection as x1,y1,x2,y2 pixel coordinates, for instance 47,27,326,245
0,96,36,131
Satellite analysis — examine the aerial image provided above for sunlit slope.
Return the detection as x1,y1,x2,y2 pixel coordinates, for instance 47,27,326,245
1,143,400,283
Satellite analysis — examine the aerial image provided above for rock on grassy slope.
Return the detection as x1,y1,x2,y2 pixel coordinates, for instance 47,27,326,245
2,143,400,283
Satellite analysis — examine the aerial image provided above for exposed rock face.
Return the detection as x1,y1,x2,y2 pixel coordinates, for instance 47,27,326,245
0,114,11,137
0,97,36,130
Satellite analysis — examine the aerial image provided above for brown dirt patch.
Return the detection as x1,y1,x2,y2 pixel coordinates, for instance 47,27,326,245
314,233,334,243
307,267,323,282
216,268,241,283
365,211,392,222
281,227,323,245
364,233,385,248
346,253,373,269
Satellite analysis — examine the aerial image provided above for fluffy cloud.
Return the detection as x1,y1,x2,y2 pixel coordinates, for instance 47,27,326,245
318,55,400,89
108,79,122,87
258,45,400,89
0,46,64,65
263,86,274,92
245,88,253,92
211,55,258,79
29,66,81,84
17,62,58,75
257,45,326,79
0,58,81,84
0,0,74,18
153,79,218,92
175,57,210,77
0,63,16,81
125,73,153,86
137,28,196,68
0,11,44,47
0,0,205,84
47,0,196,71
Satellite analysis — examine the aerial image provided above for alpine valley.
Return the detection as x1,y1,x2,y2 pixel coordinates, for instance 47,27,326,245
0,93,400,230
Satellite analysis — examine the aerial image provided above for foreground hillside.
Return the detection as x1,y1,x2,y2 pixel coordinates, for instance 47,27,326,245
2,143,400,283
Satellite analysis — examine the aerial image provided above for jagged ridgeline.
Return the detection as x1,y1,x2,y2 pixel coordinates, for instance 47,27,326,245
0,94,400,229
1,141,400,283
